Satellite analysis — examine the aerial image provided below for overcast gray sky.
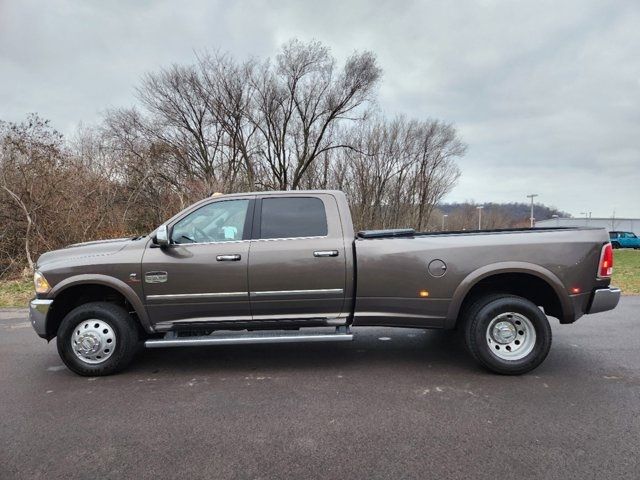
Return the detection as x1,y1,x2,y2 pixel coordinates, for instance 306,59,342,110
1,0,638,217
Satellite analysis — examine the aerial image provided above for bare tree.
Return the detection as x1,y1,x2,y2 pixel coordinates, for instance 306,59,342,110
197,53,259,190
103,39,382,198
247,40,381,189
334,116,464,231
410,120,465,230
0,115,65,272
1,38,468,279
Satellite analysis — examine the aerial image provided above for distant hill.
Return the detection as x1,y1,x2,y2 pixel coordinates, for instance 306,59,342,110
435,202,571,230
440,202,570,221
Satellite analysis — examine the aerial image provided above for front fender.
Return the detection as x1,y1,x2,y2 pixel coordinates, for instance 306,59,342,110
445,261,571,328
49,274,153,333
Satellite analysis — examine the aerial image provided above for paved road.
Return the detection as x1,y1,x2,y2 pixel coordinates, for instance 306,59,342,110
1,298,639,480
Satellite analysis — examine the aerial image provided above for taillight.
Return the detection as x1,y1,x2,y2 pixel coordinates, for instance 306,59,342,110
598,243,613,278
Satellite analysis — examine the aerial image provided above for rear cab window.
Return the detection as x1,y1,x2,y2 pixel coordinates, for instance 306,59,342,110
258,197,328,239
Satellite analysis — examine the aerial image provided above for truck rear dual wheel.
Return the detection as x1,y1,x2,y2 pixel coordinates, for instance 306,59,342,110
56,302,139,376
463,294,552,375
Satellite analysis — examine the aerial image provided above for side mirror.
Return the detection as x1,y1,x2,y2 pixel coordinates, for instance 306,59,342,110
155,224,170,247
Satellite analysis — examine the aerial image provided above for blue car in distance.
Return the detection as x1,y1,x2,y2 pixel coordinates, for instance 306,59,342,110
609,231,640,249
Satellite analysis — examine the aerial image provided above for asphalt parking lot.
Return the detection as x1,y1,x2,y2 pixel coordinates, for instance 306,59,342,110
1,297,639,480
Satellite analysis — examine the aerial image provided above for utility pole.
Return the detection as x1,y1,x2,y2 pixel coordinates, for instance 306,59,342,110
526,194,538,228
477,206,483,230
442,214,448,231
612,210,615,231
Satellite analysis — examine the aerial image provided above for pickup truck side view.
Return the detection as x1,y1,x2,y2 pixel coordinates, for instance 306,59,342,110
609,231,640,249
29,190,621,376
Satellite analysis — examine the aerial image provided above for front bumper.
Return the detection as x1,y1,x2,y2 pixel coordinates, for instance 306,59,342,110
29,298,53,339
587,287,621,314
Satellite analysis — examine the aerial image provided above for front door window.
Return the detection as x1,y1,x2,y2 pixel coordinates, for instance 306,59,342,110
171,200,250,244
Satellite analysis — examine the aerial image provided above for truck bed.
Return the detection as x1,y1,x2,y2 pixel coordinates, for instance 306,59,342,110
357,226,602,239
352,226,611,328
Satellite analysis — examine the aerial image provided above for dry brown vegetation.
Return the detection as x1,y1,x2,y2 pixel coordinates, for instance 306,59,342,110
1,39,467,278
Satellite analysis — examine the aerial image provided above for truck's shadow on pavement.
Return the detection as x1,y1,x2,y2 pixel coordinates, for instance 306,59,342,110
130,329,479,375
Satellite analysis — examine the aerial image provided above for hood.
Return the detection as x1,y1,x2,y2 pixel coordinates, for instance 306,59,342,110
36,237,136,269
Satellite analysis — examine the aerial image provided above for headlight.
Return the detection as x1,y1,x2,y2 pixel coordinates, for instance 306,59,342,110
34,271,51,294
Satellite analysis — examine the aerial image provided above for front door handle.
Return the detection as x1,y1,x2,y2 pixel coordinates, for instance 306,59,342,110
216,254,241,261
313,250,339,258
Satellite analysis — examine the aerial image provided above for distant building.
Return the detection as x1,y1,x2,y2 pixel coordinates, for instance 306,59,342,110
535,217,640,235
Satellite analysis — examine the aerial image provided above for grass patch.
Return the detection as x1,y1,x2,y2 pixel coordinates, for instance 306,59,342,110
613,249,640,295
0,278,33,307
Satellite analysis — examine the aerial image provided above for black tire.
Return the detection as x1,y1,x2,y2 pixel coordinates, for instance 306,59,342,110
462,294,552,375
56,302,139,376
611,242,620,249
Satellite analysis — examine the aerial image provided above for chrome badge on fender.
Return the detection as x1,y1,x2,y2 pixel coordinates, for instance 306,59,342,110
144,271,168,283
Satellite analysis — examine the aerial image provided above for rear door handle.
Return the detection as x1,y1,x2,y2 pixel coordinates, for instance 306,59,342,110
216,254,241,261
314,250,339,258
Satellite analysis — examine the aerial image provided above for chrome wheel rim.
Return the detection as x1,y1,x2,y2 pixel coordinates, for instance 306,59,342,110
71,319,116,364
486,312,536,361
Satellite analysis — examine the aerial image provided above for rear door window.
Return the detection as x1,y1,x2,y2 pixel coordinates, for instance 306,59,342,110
259,197,328,239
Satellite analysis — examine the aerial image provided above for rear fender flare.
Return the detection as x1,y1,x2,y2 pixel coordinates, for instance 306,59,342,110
445,262,571,328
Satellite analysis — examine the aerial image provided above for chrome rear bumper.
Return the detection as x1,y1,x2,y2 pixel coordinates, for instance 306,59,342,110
29,299,53,338
587,287,621,314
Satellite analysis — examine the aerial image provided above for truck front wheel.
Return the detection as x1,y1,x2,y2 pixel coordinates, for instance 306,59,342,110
463,294,552,375
56,302,139,376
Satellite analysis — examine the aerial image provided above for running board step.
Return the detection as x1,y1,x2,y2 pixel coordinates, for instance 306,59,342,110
145,328,353,348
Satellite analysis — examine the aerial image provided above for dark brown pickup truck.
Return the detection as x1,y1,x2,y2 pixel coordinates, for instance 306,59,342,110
29,190,620,376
